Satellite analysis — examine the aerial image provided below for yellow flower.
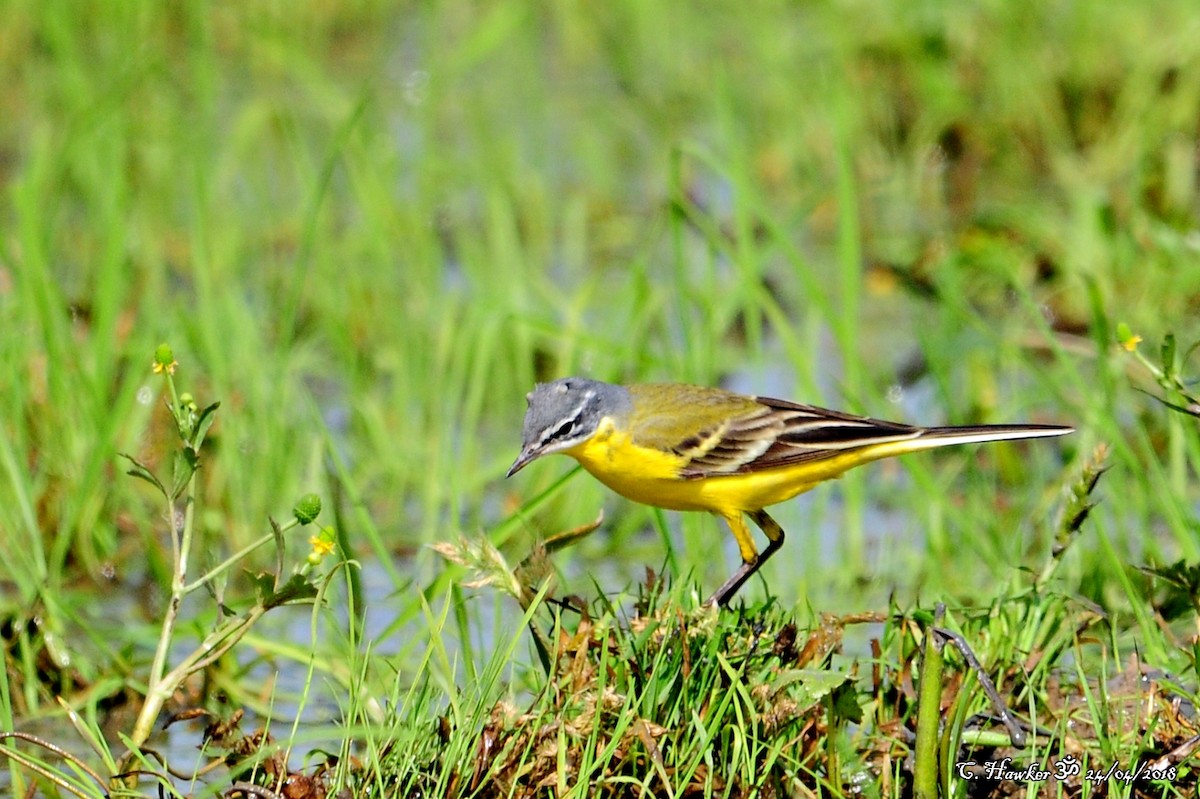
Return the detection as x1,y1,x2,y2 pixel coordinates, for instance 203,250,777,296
1115,323,1141,352
309,535,335,558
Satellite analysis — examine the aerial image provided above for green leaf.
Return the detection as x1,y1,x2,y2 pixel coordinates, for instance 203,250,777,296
782,669,854,711
120,453,167,499
192,401,221,449
246,571,320,609
1135,388,1200,420
248,571,277,604
263,573,320,609
1161,333,1177,383
1139,559,1200,621
830,678,863,724
171,448,199,499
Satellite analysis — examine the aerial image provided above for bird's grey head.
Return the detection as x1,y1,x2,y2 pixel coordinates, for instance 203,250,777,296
505,377,631,477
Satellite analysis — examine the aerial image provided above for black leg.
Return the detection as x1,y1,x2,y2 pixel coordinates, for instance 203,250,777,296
707,510,787,607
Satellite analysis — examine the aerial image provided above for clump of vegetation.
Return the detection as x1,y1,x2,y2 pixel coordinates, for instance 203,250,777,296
2,347,338,796
390,441,1195,797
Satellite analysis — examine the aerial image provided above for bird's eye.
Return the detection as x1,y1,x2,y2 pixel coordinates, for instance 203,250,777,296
549,418,579,441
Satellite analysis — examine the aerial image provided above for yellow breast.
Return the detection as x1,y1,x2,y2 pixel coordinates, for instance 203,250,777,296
563,418,876,518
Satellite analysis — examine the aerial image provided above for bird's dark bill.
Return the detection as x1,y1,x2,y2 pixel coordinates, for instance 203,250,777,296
505,447,539,478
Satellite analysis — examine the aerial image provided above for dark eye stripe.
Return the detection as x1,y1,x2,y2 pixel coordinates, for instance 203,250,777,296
538,413,582,447
548,418,578,440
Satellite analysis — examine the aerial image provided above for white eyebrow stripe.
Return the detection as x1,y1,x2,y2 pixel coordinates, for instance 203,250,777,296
536,395,592,447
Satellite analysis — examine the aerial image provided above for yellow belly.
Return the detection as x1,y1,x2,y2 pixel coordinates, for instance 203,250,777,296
564,425,884,518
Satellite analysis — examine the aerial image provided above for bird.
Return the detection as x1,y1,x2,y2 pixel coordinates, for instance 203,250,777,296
505,377,1073,607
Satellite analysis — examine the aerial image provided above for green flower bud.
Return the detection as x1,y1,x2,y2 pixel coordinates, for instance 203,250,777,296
153,343,178,374
293,493,322,525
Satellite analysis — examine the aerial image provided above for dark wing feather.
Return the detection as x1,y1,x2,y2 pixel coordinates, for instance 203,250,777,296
677,395,922,478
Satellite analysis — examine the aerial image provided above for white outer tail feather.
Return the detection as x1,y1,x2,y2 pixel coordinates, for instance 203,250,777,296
916,425,1074,450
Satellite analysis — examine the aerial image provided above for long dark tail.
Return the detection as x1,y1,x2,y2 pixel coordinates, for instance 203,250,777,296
919,424,1074,447
842,422,1073,464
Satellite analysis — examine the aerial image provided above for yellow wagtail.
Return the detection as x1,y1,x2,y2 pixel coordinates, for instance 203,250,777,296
506,377,1073,606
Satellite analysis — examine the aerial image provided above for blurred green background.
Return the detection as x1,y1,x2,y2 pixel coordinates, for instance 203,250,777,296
2,0,1198,648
